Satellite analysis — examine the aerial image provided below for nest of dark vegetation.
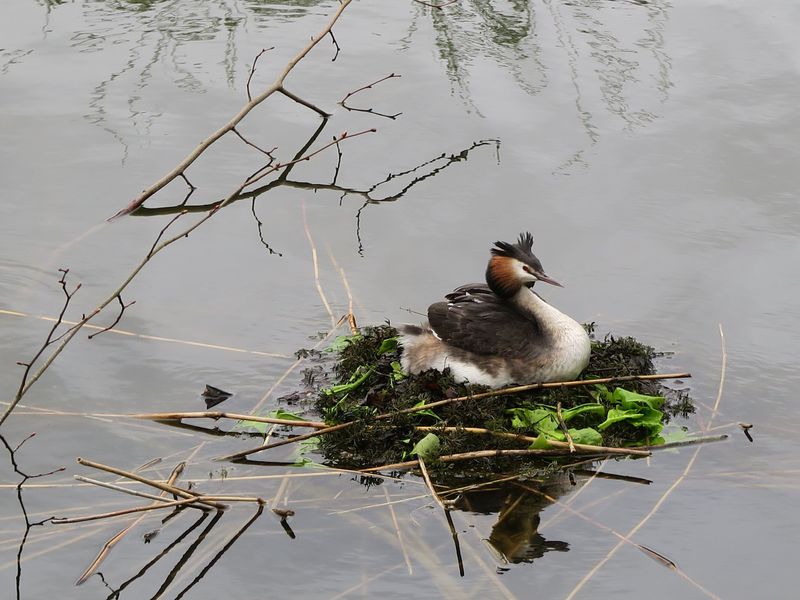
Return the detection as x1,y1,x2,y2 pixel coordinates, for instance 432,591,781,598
306,325,694,476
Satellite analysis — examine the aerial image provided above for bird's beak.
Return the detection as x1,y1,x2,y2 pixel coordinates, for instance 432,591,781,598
536,272,564,288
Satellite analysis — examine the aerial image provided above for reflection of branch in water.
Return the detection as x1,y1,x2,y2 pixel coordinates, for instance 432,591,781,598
250,199,283,256
130,134,500,257
172,504,265,600
0,433,64,600
339,73,403,120
149,510,224,599
103,511,211,600
354,139,500,254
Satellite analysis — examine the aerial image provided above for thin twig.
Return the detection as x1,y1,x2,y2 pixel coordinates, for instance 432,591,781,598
231,127,277,158
147,211,187,257
1,269,80,427
328,29,340,61
246,47,274,102
339,73,402,120
556,401,575,452
87,294,136,340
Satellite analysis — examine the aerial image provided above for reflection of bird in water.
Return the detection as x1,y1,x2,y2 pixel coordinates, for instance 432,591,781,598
400,233,590,387
454,478,571,564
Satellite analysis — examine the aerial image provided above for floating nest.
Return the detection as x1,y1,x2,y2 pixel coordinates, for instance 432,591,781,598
308,325,694,475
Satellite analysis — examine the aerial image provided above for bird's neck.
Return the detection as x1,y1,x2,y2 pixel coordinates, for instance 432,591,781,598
510,287,574,336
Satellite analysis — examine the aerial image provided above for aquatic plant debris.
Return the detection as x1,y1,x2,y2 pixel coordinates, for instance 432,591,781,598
311,325,695,471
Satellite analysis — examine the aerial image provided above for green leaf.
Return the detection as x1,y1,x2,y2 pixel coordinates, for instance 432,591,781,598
390,361,406,382
597,408,645,430
378,337,399,355
410,433,441,461
507,408,559,434
411,400,440,421
610,387,665,410
568,428,603,446
323,366,374,396
325,334,363,353
530,435,553,449
268,408,308,422
560,403,606,422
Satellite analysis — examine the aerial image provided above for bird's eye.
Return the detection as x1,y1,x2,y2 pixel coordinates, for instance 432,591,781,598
522,265,532,274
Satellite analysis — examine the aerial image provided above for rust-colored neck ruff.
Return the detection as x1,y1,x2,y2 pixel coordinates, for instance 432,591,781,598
486,256,521,299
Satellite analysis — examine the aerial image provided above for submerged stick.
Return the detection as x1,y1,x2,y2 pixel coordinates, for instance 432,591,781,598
216,373,683,461
419,458,465,576
641,434,728,451
77,458,227,511
130,411,327,429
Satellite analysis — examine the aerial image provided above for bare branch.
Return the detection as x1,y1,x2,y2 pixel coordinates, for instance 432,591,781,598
278,86,331,117
87,295,136,340
246,47,274,102
110,0,353,219
339,73,402,120
1,269,82,427
231,127,277,159
147,210,187,258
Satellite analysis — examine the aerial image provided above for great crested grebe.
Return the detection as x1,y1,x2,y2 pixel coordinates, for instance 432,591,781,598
399,232,591,388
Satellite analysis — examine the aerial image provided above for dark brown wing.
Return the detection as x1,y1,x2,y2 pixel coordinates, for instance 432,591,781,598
428,285,546,358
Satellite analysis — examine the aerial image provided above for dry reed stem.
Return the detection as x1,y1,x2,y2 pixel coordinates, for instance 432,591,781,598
75,462,186,584
0,309,290,358
130,411,328,429
52,497,203,524
563,325,727,600
73,476,197,508
361,447,644,474
217,373,681,461
326,246,359,332
77,458,227,511
328,494,430,515
328,564,404,600
301,200,337,329
382,486,413,574
639,434,728,450
556,401,575,452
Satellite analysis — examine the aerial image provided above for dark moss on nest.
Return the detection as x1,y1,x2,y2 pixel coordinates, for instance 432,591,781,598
311,325,695,471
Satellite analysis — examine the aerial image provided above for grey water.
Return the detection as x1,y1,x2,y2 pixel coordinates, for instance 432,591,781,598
1,0,799,598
